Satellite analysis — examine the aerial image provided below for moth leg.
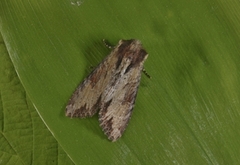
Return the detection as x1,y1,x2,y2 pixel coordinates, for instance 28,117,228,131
102,39,113,49
142,67,151,79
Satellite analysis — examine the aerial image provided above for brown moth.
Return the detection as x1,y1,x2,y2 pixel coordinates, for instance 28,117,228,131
66,39,148,141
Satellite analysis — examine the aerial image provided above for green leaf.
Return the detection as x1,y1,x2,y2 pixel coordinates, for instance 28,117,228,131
1,0,240,164
0,34,74,164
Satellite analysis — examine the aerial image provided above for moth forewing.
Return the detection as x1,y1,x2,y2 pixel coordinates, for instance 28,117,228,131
65,49,119,118
66,39,148,141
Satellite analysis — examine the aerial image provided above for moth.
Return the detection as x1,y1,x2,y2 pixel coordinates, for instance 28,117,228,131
66,39,149,141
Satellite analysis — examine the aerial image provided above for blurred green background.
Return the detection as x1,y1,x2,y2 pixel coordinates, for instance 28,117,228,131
1,0,240,164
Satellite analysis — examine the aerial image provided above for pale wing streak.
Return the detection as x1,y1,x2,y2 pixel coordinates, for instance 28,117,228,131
99,62,144,141
65,52,119,118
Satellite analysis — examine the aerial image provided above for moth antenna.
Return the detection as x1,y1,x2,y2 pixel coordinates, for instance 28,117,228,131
102,39,113,49
142,67,151,79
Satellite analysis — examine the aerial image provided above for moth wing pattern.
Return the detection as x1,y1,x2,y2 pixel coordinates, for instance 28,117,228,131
65,49,119,118
66,39,148,141
99,64,144,141
98,40,148,141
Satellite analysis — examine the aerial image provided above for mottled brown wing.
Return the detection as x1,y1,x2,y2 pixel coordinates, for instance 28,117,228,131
98,43,148,141
66,39,148,141
65,49,119,118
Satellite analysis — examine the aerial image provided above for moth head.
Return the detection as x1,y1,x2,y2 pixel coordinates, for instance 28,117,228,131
118,39,148,62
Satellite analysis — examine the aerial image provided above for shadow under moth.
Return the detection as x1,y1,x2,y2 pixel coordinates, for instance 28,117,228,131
66,39,149,142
